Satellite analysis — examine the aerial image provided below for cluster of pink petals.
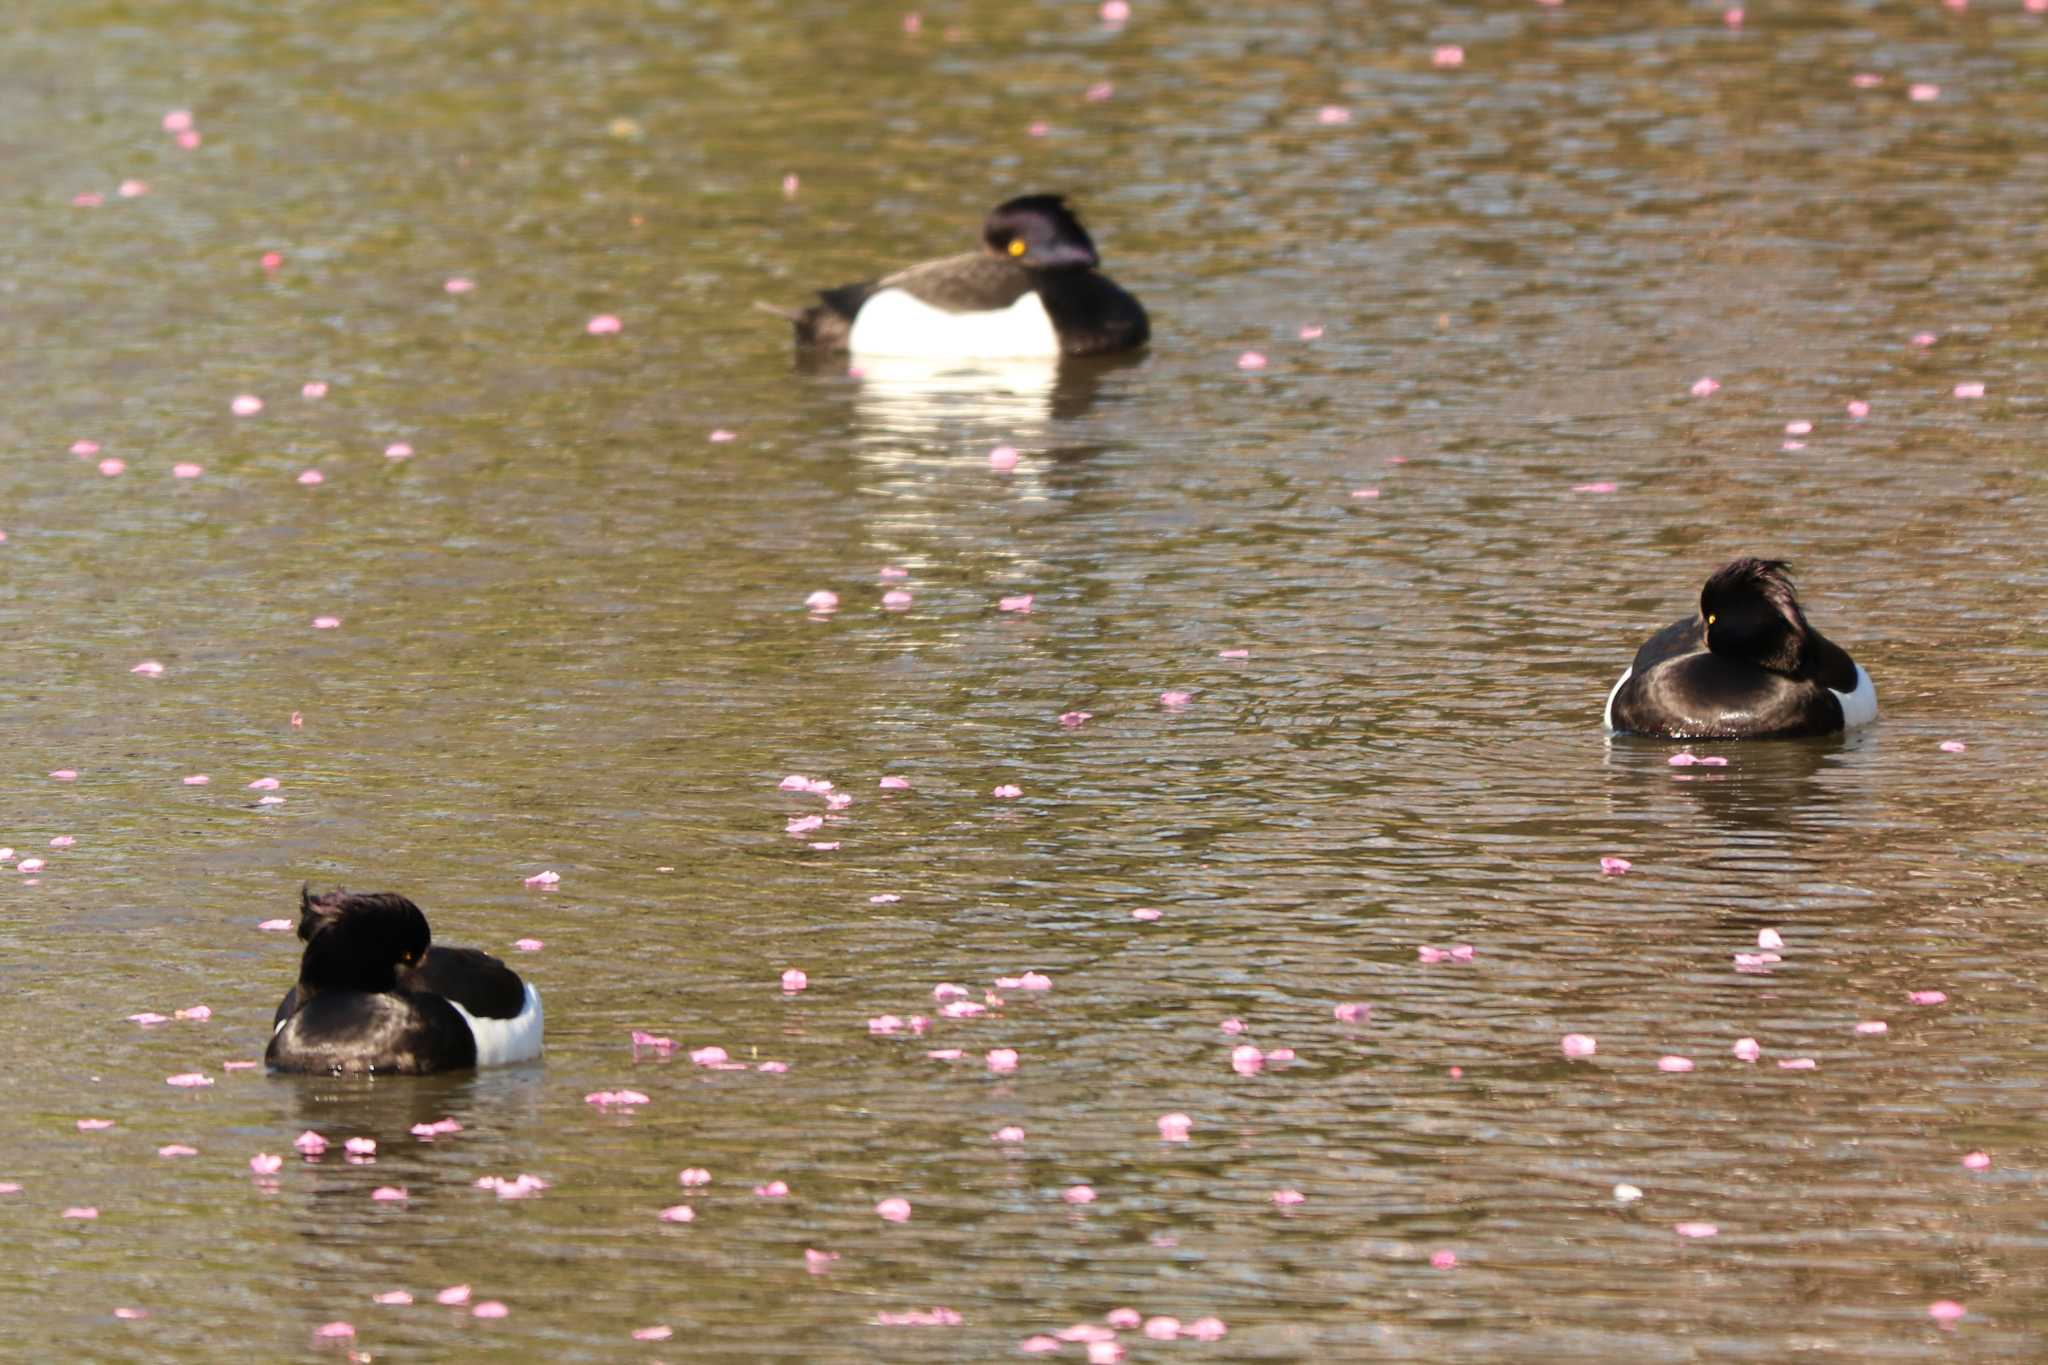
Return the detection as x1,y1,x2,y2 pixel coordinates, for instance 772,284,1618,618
994,971,1051,991
1417,943,1476,964
585,1089,651,1109
476,1174,548,1199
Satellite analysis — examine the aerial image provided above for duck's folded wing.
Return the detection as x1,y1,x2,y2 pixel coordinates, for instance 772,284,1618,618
405,946,528,1019
877,254,1035,313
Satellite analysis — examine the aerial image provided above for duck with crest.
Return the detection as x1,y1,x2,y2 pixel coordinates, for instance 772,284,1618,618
776,194,1148,360
267,888,543,1075
1605,558,1877,739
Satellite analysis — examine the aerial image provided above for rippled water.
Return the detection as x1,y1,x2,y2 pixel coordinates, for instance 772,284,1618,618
4,0,2045,1359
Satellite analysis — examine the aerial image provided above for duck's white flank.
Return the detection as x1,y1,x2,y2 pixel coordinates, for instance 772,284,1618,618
848,288,1060,360
1602,667,1632,732
1832,664,1878,729
448,983,545,1066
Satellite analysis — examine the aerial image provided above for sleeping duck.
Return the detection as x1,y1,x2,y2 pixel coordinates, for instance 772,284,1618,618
267,887,543,1075
785,194,1148,360
1605,557,1877,739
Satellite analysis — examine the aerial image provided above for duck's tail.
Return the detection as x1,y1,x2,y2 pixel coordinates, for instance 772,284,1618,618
757,299,853,351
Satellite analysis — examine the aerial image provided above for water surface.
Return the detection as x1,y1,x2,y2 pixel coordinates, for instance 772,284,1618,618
3,0,2045,1359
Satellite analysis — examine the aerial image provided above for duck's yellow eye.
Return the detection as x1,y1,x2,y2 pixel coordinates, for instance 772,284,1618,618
1706,614,1717,625
1007,238,1027,257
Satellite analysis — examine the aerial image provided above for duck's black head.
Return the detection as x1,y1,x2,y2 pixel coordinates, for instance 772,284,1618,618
295,887,432,993
982,194,1100,270
1700,558,1812,675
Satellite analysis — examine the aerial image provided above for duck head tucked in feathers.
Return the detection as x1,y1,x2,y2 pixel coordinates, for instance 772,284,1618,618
1699,557,1858,691
293,886,430,994
980,194,1100,270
